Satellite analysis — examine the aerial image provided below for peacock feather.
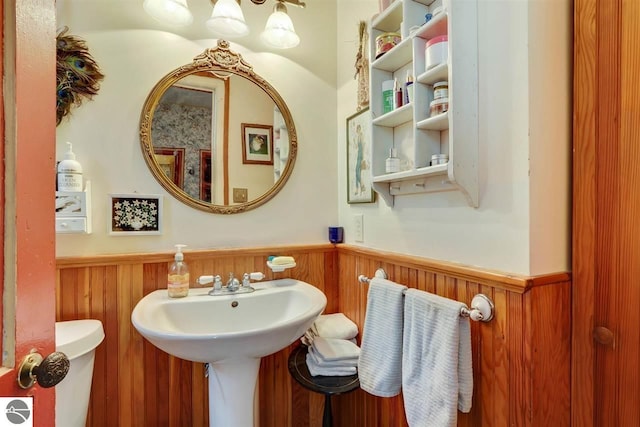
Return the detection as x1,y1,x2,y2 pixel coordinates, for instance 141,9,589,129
56,27,105,126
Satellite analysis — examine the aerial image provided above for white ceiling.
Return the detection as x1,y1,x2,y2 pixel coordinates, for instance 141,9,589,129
56,0,338,87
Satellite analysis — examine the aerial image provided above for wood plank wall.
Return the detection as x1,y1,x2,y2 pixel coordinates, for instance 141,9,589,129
55,244,570,427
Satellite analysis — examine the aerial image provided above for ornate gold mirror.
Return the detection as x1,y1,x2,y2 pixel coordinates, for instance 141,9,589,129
140,40,297,214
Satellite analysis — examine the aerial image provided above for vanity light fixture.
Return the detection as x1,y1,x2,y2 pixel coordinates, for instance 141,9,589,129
143,0,305,49
143,0,194,27
259,1,300,49
206,0,250,37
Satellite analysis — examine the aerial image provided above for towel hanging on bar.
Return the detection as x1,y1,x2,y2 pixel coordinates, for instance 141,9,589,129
357,272,495,322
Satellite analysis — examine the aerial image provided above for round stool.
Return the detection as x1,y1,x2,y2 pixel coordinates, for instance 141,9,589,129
287,345,359,427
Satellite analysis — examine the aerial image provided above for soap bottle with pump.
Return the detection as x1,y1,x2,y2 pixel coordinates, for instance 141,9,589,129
168,244,189,298
57,141,83,192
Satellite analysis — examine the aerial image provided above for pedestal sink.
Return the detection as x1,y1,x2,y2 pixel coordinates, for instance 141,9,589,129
131,278,326,427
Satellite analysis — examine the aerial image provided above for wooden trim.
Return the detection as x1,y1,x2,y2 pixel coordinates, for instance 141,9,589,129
337,244,570,294
56,243,335,268
0,0,5,370
0,0,57,417
223,77,230,205
571,0,599,424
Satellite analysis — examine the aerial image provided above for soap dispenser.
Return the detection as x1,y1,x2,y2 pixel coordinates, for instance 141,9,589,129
168,244,189,298
57,141,83,192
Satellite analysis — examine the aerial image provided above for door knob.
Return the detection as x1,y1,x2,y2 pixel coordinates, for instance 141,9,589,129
18,350,70,389
593,326,615,347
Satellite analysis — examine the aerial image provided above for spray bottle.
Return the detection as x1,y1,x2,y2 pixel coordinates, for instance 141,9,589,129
168,244,189,298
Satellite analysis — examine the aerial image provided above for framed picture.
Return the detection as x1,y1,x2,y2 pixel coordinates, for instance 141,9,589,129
108,194,162,235
242,123,273,165
346,108,375,203
154,148,185,188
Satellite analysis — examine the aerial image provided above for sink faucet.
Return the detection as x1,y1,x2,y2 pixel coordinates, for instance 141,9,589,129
227,273,240,292
197,272,263,295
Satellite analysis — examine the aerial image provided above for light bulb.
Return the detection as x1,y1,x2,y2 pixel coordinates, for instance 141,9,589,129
143,0,194,27
206,0,250,38
260,2,300,49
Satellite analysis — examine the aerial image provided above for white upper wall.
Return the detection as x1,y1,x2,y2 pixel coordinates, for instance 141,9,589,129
56,0,571,277
55,30,338,256
336,0,571,276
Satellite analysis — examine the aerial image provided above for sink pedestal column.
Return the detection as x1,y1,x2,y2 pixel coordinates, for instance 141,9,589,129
207,357,261,427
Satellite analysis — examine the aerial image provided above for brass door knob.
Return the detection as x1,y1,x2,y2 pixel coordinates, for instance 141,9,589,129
18,351,70,389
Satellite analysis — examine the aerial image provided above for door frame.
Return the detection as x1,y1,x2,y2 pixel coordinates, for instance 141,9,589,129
0,0,57,424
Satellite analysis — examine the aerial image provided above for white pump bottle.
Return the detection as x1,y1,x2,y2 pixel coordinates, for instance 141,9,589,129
57,141,83,191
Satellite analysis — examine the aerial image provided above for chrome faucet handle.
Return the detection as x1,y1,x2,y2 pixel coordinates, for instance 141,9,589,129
242,272,265,288
227,273,240,292
213,275,223,291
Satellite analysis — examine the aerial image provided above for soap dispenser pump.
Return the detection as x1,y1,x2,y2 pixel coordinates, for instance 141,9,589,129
57,141,83,192
168,244,189,298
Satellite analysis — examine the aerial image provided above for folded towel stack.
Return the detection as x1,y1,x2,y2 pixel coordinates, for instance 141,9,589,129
306,337,360,377
301,313,359,346
301,313,360,377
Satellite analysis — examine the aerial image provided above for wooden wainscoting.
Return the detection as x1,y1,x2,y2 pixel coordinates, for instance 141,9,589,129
55,244,337,427
55,244,570,427
332,245,571,427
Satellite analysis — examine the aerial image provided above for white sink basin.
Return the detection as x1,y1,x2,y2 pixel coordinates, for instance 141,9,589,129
132,278,326,427
132,278,327,363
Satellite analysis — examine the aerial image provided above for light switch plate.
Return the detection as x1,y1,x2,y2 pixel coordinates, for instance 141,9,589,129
233,188,248,203
354,214,364,242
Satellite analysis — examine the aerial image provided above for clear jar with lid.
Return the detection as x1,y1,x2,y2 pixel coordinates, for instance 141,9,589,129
433,81,448,100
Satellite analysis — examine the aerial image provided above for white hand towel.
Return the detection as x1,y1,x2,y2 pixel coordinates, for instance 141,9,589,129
309,346,358,368
306,353,357,377
312,337,360,361
314,313,359,340
357,277,407,397
402,289,473,427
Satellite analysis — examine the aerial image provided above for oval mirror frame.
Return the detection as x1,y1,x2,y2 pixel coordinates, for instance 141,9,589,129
139,40,298,214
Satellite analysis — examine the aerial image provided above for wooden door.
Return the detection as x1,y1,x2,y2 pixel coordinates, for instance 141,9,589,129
573,0,640,425
0,0,57,425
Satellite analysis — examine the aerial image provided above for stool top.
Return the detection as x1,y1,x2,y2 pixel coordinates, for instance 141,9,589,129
287,345,359,396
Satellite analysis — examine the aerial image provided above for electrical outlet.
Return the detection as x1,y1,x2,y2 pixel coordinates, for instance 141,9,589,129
233,188,248,203
354,214,364,242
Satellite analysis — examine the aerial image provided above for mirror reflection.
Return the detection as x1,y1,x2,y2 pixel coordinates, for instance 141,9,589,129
140,40,297,214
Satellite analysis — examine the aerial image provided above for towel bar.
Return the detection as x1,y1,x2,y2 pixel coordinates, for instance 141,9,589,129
357,273,494,323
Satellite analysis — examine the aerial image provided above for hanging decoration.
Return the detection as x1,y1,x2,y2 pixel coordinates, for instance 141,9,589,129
56,27,105,126
354,20,370,111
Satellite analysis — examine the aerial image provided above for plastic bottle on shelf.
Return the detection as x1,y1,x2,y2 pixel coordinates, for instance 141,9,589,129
405,71,414,104
57,141,83,192
168,244,189,298
393,78,403,109
382,79,394,114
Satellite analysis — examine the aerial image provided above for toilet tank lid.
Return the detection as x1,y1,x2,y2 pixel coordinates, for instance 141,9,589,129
56,319,105,360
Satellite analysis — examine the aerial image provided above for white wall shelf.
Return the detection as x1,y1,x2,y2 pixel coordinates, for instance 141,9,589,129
368,0,479,207
372,103,413,127
55,180,92,234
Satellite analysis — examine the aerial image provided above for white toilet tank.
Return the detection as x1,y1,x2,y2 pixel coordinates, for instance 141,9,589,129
55,319,105,427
